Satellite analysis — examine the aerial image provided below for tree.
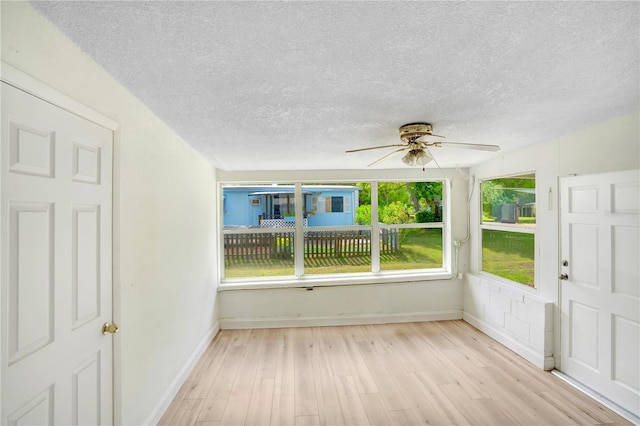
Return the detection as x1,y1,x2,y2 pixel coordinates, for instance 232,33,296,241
355,204,371,225
408,182,442,222
379,201,413,224
378,182,409,206
356,182,371,206
482,177,535,220
356,181,444,224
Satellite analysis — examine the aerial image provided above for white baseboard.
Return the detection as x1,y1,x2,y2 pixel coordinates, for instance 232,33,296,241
144,322,220,426
551,370,640,424
463,312,554,370
220,310,462,329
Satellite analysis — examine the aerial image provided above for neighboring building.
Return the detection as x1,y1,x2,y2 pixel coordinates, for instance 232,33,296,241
222,185,361,228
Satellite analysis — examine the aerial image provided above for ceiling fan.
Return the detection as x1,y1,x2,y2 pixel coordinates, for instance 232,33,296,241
346,123,500,168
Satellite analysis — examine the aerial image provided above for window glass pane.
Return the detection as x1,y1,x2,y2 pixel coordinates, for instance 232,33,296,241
481,175,536,226
304,230,371,274
482,229,534,286
331,197,344,212
378,181,443,224
222,184,296,228
221,180,447,281
303,183,365,227
380,228,443,271
224,231,294,278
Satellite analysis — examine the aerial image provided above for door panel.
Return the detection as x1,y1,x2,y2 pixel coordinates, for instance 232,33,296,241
560,170,640,417
1,82,114,424
612,226,639,297
568,300,599,371
8,202,54,364
568,223,599,286
72,205,101,328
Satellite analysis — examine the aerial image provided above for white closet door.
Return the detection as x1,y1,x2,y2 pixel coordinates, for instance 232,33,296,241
1,82,114,425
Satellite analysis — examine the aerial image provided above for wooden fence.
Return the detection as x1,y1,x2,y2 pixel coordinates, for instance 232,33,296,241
223,232,292,260
224,229,399,260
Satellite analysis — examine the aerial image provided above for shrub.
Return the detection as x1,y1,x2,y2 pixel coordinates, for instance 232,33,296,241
415,209,435,223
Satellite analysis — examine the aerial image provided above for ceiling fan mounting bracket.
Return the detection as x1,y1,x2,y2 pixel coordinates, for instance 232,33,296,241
399,122,434,142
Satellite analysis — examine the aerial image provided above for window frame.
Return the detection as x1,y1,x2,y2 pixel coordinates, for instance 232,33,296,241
478,172,537,288
219,178,452,288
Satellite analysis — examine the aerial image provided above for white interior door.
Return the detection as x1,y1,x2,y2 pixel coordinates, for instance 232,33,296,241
560,169,640,417
1,82,114,424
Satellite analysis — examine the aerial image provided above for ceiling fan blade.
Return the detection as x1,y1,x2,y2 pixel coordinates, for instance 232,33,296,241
367,148,407,167
346,144,405,153
431,141,500,151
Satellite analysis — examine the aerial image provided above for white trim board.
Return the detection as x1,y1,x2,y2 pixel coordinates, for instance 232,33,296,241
0,61,119,131
463,312,555,370
552,370,640,424
220,310,462,330
144,323,220,426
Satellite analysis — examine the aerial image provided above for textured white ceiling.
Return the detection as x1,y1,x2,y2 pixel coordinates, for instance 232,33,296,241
31,1,639,171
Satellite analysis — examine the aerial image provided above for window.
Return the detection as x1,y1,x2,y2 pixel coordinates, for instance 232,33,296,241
480,174,536,286
220,180,448,282
377,181,443,271
329,196,344,213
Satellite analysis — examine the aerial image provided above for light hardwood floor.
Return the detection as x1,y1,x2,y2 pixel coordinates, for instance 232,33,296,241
158,320,632,425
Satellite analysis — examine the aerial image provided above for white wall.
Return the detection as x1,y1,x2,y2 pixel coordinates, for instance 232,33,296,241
217,168,471,328
465,111,639,369
1,3,219,425
4,3,637,421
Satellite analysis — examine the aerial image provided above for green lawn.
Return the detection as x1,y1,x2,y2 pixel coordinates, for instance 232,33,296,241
379,228,442,271
224,228,534,284
224,228,442,278
482,229,534,286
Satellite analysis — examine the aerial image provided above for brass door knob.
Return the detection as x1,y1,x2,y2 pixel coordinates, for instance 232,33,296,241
102,322,120,335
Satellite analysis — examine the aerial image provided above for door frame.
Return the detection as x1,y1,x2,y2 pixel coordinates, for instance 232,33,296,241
0,62,122,423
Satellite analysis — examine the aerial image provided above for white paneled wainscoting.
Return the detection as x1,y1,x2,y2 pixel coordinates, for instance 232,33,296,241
463,274,555,370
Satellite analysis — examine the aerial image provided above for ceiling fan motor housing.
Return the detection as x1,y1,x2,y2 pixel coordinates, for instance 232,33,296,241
399,123,433,142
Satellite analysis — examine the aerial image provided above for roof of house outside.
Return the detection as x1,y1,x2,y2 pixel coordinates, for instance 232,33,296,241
223,185,361,192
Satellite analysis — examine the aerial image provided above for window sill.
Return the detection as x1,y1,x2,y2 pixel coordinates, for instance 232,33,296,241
474,271,538,294
480,223,536,234
218,269,456,291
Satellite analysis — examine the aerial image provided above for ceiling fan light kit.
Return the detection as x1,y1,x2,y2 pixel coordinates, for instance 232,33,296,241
345,122,501,168
402,149,432,167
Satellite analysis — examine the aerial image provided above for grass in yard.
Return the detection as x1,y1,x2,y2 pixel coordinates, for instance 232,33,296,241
482,229,534,286
302,228,442,274
224,229,534,283
379,228,442,271
224,228,443,277
224,257,295,278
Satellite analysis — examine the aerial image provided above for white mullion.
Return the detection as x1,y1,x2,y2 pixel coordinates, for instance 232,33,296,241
443,179,451,273
378,222,444,230
304,225,371,233
371,181,380,273
219,183,227,280
294,182,305,277
480,223,536,234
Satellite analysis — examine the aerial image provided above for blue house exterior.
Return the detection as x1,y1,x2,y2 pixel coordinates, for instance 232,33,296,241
222,185,360,228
